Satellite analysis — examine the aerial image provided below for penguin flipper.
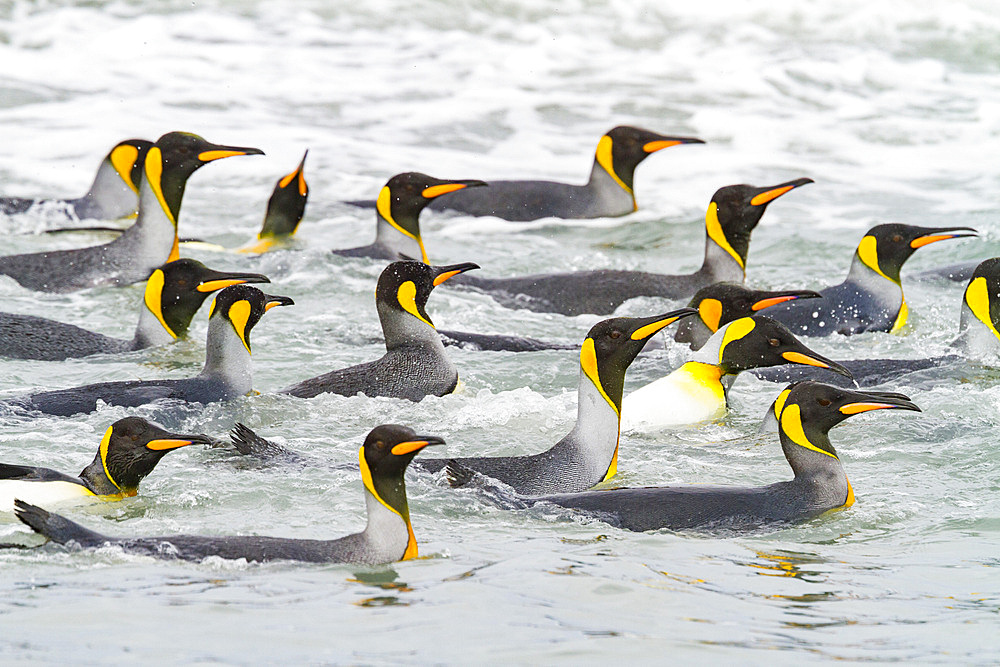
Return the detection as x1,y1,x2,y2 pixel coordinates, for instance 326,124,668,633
443,462,530,510
14,499,109,547
229,423,305,462
438,329,573,352
340,199,377,209
0,463,80,484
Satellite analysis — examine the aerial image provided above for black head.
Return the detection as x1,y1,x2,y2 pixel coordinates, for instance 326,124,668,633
686,282,821,333
145,258,270,338
107,138,154,194
259,150,309,238
581,308,698,412
706,178,814,270
597,126,704,191
145,131,265,224
89,416,214,494
854,223,978,283
209,284,294,354
962,257,1000,336
777,381,920,459
715,316,853,378
375,260,479,329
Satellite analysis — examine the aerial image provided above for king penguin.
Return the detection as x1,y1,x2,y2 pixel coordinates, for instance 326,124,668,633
0,132,263,293
0,258,270,361
419,126,704,221
764,223,977,336
237,150,310,254
5,284,293,417
0,138,152,221
417,309,697,494
451,178,813,316
0,417,213,511
621,315,853,432
282,260,478,400
508,381,920,533
13,424,443,565
332,172,486,262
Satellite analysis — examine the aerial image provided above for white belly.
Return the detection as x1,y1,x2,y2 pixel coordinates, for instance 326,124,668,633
0,480,96,513
621,369,727,432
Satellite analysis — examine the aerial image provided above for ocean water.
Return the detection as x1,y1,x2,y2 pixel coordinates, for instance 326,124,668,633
1,0,999,662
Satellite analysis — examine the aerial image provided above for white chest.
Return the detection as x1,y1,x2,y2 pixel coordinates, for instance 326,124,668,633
621,365,727,432
0,480,96,513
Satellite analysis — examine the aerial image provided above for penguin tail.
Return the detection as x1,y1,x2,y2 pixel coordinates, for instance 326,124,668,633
444,460,477,488
14,500,108,547
229,423,303,462
443,463,531,510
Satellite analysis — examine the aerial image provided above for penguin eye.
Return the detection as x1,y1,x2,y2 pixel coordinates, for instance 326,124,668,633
375,440,386,450
817,398,832,406
892,234,903,242
768,338,780,347
609,330,622,339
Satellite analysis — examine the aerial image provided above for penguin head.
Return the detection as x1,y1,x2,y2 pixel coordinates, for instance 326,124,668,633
259,150,309,239
581,308,698,413
376,260,479,331
107,139,154,194
676,282,821,347
144,131,264,227
91,416,215,495
595,126,704,193
706,178,814,271
144,259,270,338
208,284,294,354
853,223,978,284
777,381,919,460
375,173,487,263
712,316,853,378
359,424,445,559
958,258,1000,352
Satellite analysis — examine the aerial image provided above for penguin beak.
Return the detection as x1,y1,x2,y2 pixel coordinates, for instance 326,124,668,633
146,433,215,451
780,346,854,380
278,150,309,196
196,270,271,293
749,177,814,207
432,262,480,286
751,290,821,311
629,308,699,340
642,136,706,153
422,179,488,199
197,144,266,162
263,294,295,312
909,227,978,249
390,435,446,456
838,390,921,415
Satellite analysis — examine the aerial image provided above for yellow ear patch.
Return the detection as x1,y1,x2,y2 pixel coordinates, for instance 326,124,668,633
397,281,434,328
144,147,176,226
98,425,123,492
964,277,1000,341
143,269,177,339
856,235,895,283
110,144,141,193
705,202,745,271
227,299,253,354
359,445,418,559
719,317,756,363
580,338,619,415
699,298,723,331
422,183,467,198
377,186,429,263
595,135,633,194
780,404,838,459
772,387,792,419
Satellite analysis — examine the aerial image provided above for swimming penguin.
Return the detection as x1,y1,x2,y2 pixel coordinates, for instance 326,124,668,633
0,417,212,511
499,381,920,533
756,256,1000,388
13,424,443,564
237,151,310,254
417,309,697,494
5,285,293,417
0,139,152,221
0,259,270,361
282,260,478,400
333,172,486,262
674,282,821,350
764,223,977,337
437,329,575,352
415,126,704,221
451,178,813,316
621,315,853,432
0,132,264,293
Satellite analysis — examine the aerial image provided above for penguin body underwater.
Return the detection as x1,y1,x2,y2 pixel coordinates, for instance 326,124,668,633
0,417,212,511
13,425,442,565
0,139,152,222
0,259,269,361
451,178,813,316
498,381,920,533
417,309,697,494
0,132,263,293
282,260,478,401
4,284,293,417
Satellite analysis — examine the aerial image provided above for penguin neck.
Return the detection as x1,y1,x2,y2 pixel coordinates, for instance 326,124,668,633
954,302,1000,360
377,301,446,353
560,371,622,475
82,158,139,219
131,300,177,350
779,429,850,507
199,317,253,394
361,485,412,560
686,338,737,396
586,161,637,214
374,217,424,262
698,236,746,284
78,456,126,497
846,253,903,300
115,180,179,272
